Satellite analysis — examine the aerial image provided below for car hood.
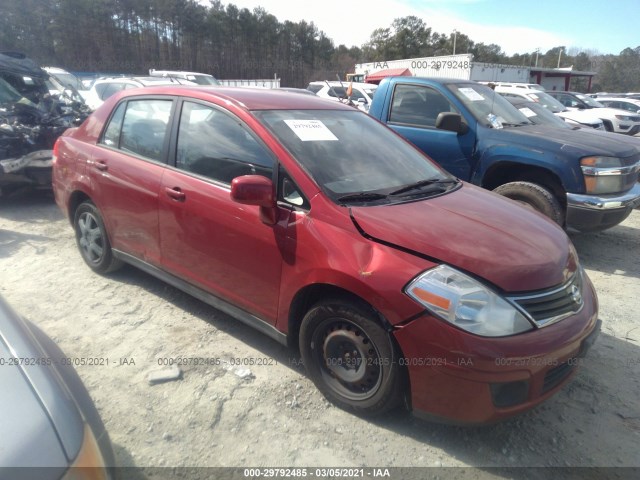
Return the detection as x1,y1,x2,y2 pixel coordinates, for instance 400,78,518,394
567,106,640,120
556,109,604,124
487,124,638,158
0,297,83,468
0,340,68,471
576,128,640,152
350,183,576,293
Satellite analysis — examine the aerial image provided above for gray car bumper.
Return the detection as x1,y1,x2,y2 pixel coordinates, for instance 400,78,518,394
566,183,640,231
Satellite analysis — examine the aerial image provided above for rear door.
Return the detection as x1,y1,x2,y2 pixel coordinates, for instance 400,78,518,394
158,100,285,322
88,97,174,265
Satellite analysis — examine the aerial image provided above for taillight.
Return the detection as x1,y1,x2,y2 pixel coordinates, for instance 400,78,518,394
52,138,60,166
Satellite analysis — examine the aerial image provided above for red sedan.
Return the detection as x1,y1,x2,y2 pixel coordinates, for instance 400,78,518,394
52,86,600,424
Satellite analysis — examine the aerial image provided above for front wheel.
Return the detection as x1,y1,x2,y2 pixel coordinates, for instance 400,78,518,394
493,181,564,226
299,298,404,416
73,201,123,274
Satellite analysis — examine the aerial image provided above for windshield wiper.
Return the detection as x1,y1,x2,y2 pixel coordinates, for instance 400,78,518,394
389,178,458,196
501,122,529,127
337,192,389,204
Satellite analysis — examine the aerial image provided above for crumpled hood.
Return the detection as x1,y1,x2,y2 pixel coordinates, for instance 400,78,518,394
350,183,576,293
485,124,638,159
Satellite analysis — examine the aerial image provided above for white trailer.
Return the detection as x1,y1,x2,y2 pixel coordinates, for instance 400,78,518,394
355,54,529,83
218,78,281,88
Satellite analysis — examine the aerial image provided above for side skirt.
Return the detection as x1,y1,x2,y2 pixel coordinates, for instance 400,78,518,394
112,250,288,346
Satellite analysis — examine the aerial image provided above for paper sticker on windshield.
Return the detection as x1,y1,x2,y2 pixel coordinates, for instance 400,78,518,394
459,87,485,101
519,107,536,118
284,120,338,141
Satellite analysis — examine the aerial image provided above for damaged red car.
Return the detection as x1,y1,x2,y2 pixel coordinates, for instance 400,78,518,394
53,86,600,424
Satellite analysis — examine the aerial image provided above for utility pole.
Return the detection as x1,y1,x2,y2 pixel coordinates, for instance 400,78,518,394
557,48,564,68
535,48,540,67
452,30,458,55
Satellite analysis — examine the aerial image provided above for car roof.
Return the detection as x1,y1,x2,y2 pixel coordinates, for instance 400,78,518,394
116,86,356,110
598,97,640,103
96,76,179,86
308,81,377,88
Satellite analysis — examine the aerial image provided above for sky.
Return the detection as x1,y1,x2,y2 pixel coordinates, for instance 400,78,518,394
225,0,639,56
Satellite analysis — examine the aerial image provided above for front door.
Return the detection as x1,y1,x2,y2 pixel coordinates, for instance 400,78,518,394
158,100,284,322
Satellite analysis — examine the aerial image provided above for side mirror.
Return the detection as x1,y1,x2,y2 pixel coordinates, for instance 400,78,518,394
435,112,468,134
230,175,277,225
357,98,366,104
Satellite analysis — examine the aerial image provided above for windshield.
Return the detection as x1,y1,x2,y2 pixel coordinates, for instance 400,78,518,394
576,94,604,108
523,91,566,113
0,77,25,104
448,83,532,127
51,72,83,91
515,101,571,129
254,109,454,202
185,74,221,86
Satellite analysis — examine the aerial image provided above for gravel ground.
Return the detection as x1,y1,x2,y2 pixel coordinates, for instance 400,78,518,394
0,190,638,479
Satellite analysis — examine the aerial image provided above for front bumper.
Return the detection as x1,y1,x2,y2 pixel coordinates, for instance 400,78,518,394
566,183,640,231
393,276,599,425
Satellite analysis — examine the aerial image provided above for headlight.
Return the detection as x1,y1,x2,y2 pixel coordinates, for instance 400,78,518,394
405,265,533,337
62,424,110,480
615,115,632,121
580,156,629,194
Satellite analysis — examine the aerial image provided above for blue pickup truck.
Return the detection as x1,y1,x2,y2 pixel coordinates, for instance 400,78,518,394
368,77,640,231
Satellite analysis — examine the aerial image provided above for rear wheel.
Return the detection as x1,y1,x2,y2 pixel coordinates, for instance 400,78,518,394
493,181,564,226
73,201,123,274
299,298,403,416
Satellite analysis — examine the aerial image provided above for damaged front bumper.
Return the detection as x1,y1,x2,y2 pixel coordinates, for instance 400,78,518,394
0,149,53,192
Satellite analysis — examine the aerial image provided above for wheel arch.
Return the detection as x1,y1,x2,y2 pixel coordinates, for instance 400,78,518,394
286,283,394,350
481,162,568,210
67,190,93,226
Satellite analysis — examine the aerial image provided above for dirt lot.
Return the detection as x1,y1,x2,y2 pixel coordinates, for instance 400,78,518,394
0,190,639,478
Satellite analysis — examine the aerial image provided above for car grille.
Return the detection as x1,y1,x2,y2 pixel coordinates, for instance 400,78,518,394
507,271,584,328
543,361,575,393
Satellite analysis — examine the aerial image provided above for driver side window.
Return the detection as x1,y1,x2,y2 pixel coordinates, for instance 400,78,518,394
389,84,457,128
176,101,274,184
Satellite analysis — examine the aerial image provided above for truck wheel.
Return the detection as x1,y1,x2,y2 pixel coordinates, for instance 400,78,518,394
299,298,404,416
73,201,123,274
493,181,564,226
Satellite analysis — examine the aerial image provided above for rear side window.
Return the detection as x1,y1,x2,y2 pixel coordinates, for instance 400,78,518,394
102,103,126,147
307,84,322,94
102,99,172,162
175,101,273,184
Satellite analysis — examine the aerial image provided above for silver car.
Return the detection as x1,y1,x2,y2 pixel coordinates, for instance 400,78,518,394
0,295,115,479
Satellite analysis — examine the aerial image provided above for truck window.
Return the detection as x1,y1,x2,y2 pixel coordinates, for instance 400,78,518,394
389,84,456,128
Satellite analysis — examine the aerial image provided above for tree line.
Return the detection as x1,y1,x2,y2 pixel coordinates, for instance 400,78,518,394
0,0,637,91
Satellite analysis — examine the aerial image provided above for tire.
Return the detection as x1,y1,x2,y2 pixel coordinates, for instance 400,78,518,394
299,298,404,416
73,201,123,274
493,181,564,226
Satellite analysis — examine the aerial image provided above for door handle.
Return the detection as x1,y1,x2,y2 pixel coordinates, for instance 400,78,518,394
95,160,108,171
165,187,186,201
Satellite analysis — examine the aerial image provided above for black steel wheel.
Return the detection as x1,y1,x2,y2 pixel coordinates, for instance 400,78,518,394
299,298,403,416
